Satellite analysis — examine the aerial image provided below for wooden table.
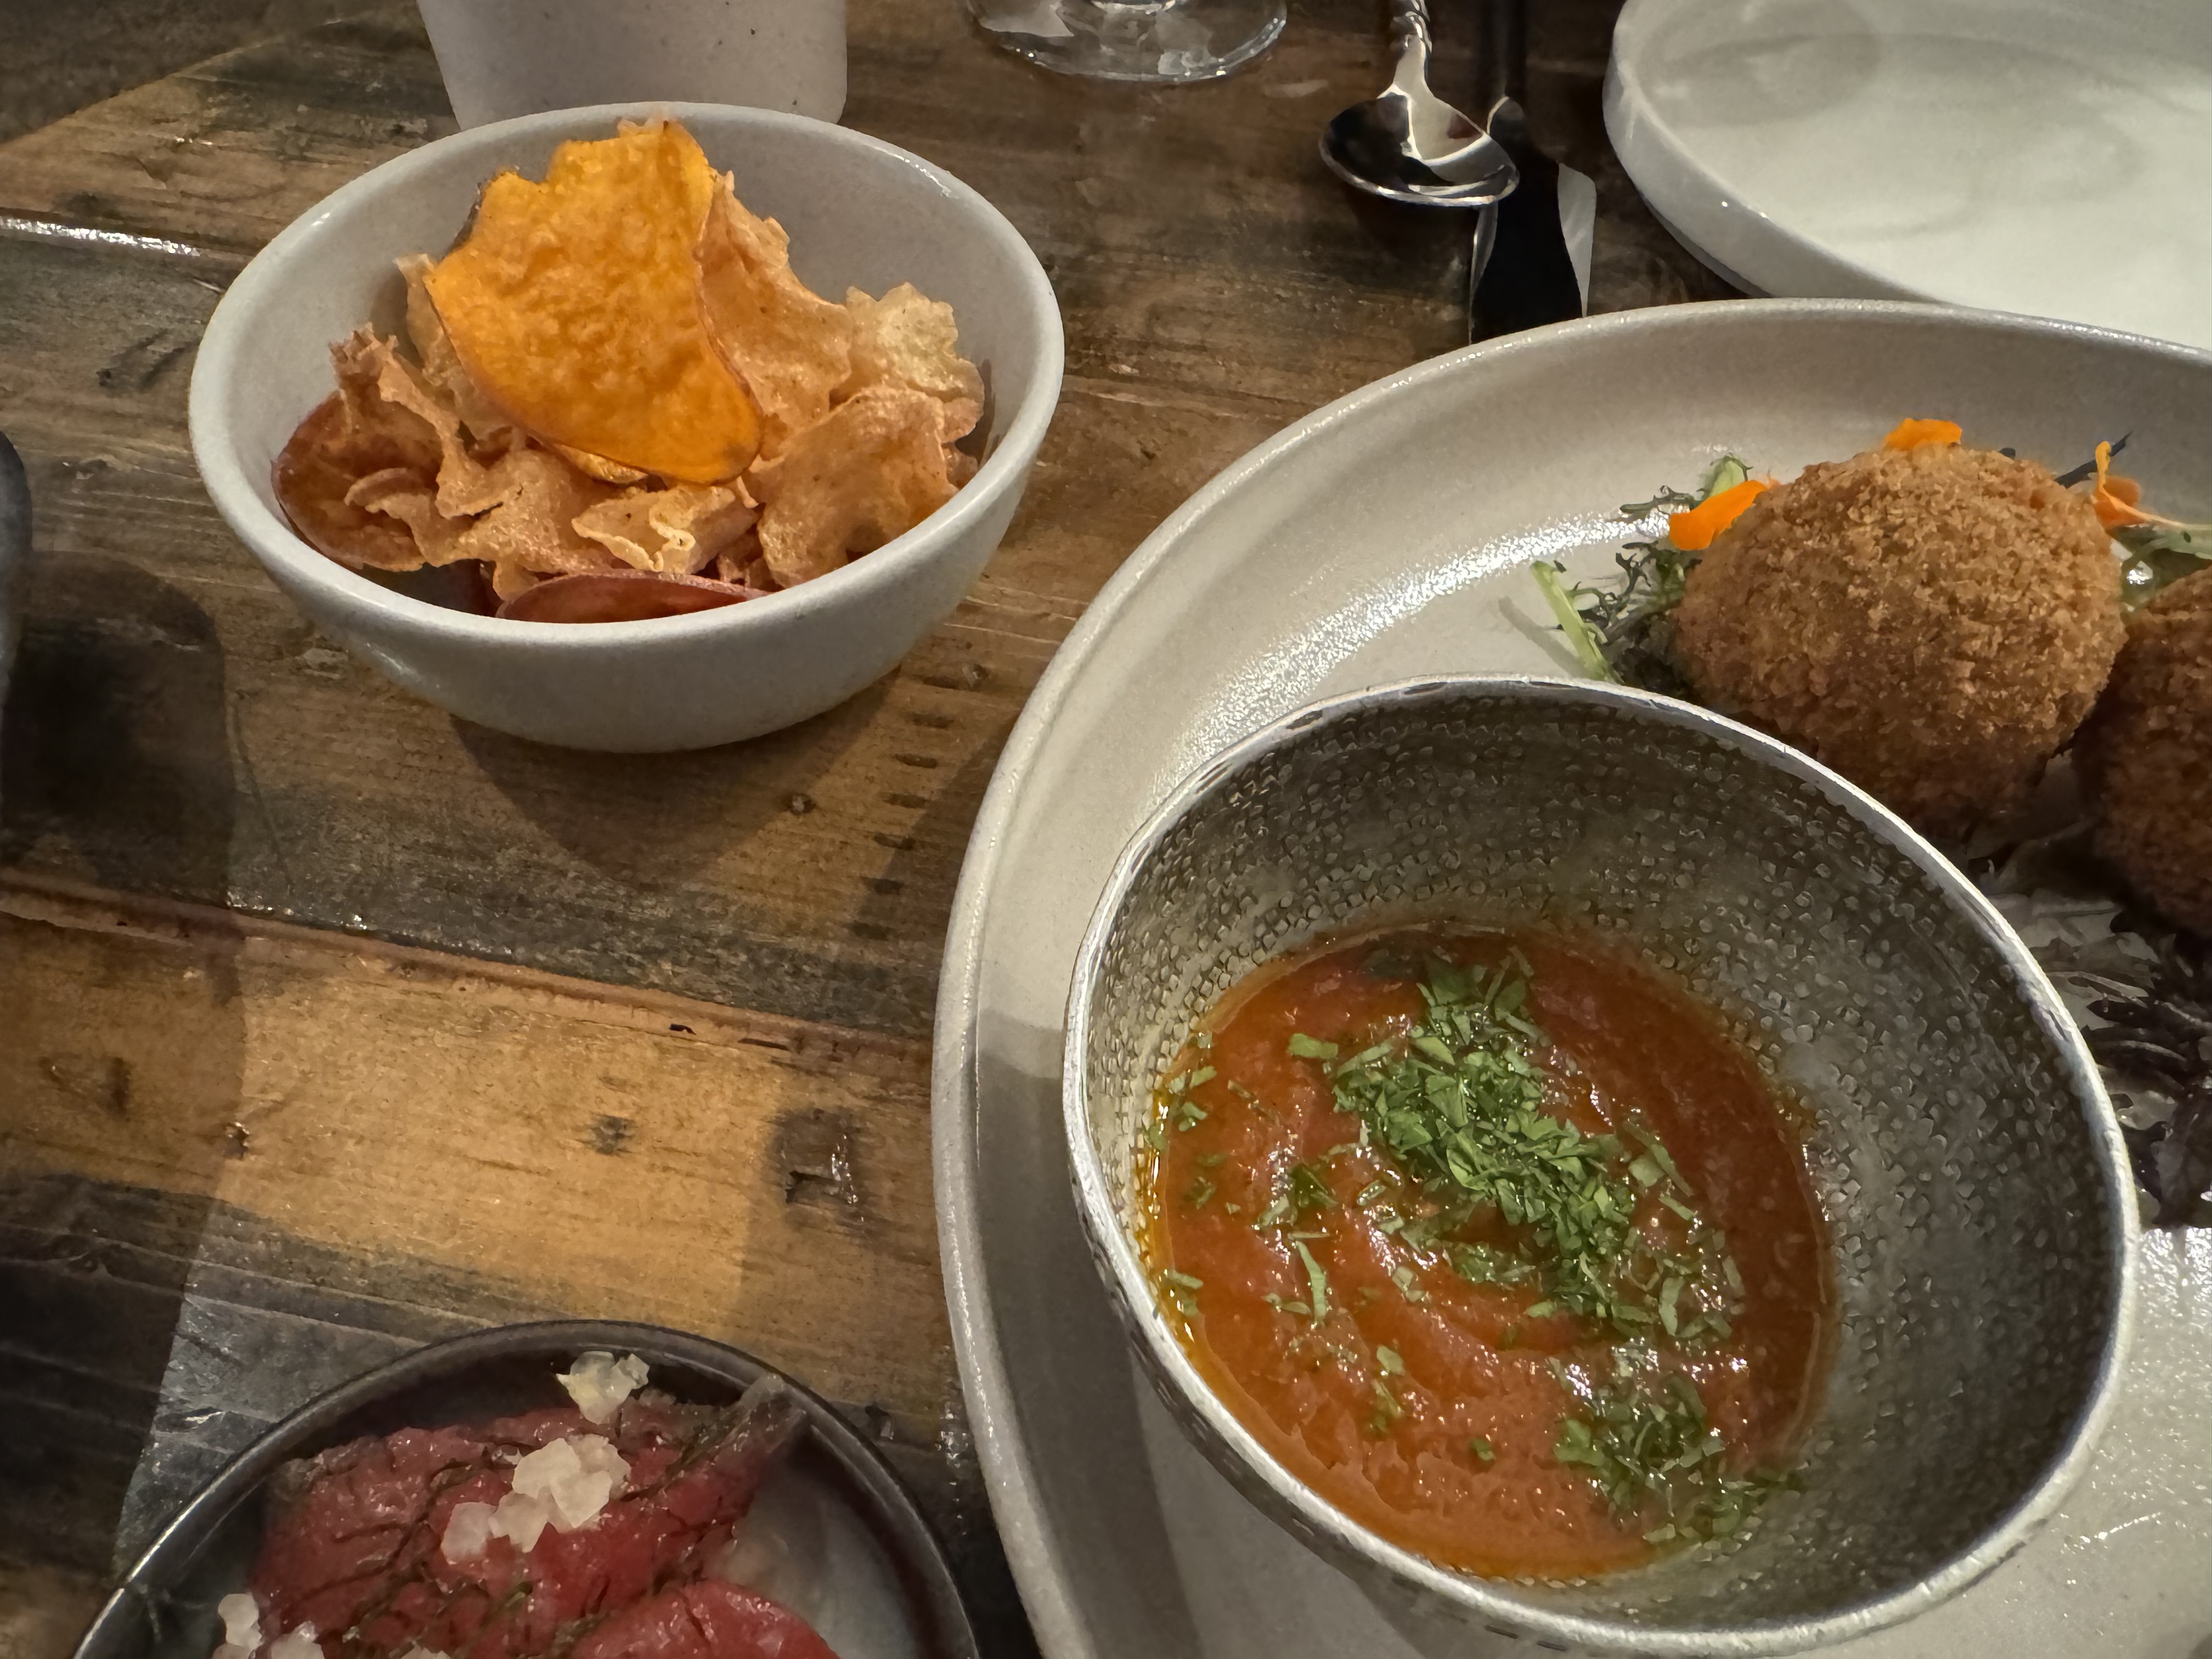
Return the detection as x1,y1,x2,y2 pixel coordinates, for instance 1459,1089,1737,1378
0,4,1727,1653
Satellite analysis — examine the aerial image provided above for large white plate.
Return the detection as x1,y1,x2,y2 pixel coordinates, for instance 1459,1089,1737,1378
933,301,2212,1659
1604,0,2212,350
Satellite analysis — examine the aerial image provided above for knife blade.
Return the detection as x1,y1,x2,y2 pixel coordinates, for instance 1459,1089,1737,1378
1468,95,1593,341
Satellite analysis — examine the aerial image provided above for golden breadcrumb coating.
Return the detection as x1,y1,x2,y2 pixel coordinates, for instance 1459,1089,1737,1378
1671,443,2124,837
2075,567,2212,936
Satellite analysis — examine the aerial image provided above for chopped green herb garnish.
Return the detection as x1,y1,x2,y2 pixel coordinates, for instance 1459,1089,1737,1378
1367,1377,1402,1436
1157,1267,1203,1317
1184,1177,1216,1209
1469,1436,1495,1463
1170,1098,1208,1132
1288,1162,1339,1214
1375,1345,1405,1376
1193,1030,1214,1050
1141,1121,1167,1155
1251,1190,1295,1231
1184,1065,1217,1091
1294,1240,1331,1323
1389,1263,1429,1304
1286,1033,1339,1060
1196,1151,1228,1169
1553,1369,1792,1545
1322,955,1735,1341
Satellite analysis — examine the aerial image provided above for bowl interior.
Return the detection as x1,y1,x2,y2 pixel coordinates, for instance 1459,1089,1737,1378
78,1322,976,1659
206,103,1053,605
1070,679,2125,1638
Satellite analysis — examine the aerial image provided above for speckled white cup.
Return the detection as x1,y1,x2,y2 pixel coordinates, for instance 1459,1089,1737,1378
419,0,848,126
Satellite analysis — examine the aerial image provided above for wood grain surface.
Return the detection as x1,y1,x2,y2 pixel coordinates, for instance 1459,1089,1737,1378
0,2,1729,1653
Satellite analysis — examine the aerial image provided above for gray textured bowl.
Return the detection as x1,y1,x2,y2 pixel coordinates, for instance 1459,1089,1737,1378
1064,675,2135,1655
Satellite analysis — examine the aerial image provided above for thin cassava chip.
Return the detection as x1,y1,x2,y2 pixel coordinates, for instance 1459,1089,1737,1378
840,283,984,443
746,385,955,586
426,121,760,483
552,444,649,486
398,253,511,443
573,482,758,575
345,467,467,566
697,177,854,459
353,332,510,518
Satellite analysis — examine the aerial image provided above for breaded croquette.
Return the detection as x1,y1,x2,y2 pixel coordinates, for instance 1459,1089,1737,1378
1671,443,2124,837
2075,567,2212,935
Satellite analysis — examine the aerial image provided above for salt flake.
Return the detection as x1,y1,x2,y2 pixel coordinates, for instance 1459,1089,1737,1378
556,1351,651,1425
512,1434,627,1532
441,1500,498,1562
216,1592,262,1652
492,1489,551,1553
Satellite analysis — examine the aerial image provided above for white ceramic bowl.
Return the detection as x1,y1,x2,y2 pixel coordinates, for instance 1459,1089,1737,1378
189,103,1062,751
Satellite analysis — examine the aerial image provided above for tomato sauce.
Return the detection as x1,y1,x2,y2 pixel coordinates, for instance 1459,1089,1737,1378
1139,927,1832,1580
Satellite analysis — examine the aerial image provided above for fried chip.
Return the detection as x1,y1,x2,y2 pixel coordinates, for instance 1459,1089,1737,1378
573,481,758,575
498,569,758,623
398,253,511,443
709,528,768,589
345,467,468,565
453,448,624,579
271,328,447,572
275,396,431,571
746,385,955,586
349,332,515,520
697,177,854,458
425,121,760,483
551,444,650,486
840,283,984,443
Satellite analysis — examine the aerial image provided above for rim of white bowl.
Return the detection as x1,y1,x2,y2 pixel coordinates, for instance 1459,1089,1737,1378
188,101,1064,650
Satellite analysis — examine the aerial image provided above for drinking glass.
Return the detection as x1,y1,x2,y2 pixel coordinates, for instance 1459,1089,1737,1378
968,0,1285,83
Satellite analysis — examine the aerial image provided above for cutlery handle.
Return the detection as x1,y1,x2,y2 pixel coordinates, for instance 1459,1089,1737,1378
1476,0,1526,111
1389,0,1431,54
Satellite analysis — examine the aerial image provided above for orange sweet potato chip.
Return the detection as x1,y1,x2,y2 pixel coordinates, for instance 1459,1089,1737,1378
426,121,760,483
697,177,854,459
840,283,984,444
746,385,955,586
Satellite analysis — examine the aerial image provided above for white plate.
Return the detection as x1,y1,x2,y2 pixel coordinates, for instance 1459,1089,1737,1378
933,301,2212,1659
1604,0,2212,350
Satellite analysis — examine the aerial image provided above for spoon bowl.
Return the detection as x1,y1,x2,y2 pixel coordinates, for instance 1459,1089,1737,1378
1321,0,1519,206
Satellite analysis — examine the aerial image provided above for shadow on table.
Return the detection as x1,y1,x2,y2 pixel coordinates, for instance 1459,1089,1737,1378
0,558,247,1590
450,680,891,888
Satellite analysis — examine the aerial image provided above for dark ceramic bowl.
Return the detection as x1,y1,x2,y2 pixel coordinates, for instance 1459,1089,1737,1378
74,1321,978,1659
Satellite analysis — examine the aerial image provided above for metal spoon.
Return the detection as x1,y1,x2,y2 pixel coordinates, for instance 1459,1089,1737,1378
1321,0,1519,206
